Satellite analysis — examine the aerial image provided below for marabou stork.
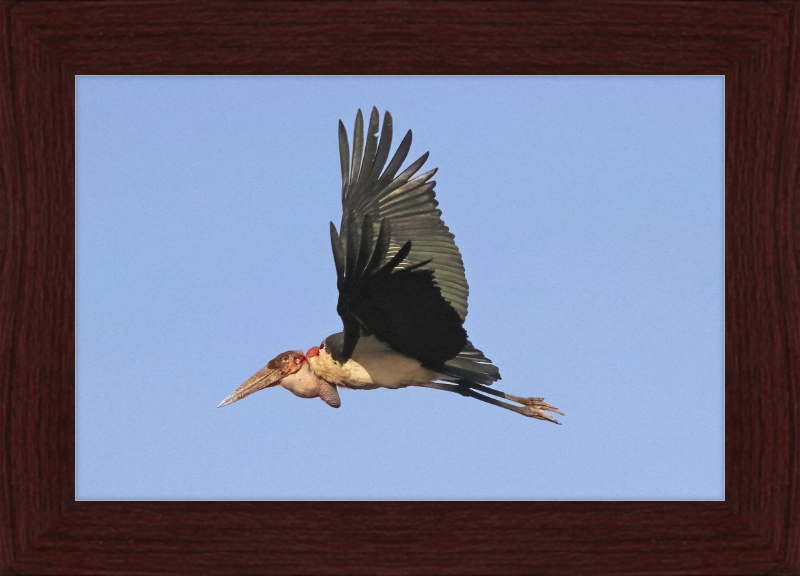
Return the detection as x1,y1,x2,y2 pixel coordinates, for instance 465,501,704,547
218,108,563,423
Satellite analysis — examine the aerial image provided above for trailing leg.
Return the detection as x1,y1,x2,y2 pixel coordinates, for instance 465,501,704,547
416,381,562,424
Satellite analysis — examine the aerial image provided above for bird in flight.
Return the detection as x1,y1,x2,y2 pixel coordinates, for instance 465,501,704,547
218,108,563,423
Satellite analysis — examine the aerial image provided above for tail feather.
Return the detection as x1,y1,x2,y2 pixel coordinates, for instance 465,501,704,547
438,340,501,386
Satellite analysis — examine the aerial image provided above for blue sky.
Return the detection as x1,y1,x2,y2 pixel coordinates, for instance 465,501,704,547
76,76,724,500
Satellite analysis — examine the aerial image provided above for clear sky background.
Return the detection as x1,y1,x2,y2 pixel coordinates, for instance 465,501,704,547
76,76,724,500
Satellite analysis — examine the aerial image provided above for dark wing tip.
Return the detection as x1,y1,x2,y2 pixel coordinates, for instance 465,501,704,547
330,221,344,279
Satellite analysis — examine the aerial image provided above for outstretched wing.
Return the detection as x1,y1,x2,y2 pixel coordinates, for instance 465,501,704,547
329,108,470,366
338,107,469,321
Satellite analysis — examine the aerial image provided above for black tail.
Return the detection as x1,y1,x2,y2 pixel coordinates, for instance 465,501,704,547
437,340,501,386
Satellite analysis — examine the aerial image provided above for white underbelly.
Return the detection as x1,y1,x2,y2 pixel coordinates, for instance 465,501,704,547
313,336,443,390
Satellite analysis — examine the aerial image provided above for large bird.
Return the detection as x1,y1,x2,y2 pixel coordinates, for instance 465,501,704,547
218,108,563,423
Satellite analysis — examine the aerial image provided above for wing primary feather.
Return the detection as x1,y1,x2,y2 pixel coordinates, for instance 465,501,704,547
353,214,374,276
349,110,364,196
377,152,430,198
379,175,437,203
341,323,360,360
329,222,344,280
379,240,412,274
382,206,439,220
377,129,412,188
338,120,350,201
408,168,438,185
397,151,430,181
379,185,437,212
345,215,360,279
365,218,391,275
403,257,433,272
365,111,393,186
356,107,381,186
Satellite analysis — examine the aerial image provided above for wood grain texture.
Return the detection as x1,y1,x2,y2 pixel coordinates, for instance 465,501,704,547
1,0,798,573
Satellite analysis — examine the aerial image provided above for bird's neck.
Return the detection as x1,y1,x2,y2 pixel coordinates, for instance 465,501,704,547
308,348,352,385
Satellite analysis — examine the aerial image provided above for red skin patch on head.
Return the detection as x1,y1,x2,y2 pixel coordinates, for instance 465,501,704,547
306,346,320,359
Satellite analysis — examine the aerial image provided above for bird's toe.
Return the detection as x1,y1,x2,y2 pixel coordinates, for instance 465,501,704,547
521,398,563,424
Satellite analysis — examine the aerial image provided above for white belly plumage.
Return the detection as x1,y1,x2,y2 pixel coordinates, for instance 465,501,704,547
309,336,443,390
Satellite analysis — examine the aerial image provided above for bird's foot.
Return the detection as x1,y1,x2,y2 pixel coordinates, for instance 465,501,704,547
520,397,563,424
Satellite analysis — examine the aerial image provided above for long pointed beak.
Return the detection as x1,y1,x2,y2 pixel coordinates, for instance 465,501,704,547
217,364,284,408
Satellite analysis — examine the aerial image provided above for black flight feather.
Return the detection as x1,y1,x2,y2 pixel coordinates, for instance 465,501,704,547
338,120,350,201
350,110,364,190
376,129,411,190
365,219,391,276
356,107,381,187
329,222,344,280
353,214,374,277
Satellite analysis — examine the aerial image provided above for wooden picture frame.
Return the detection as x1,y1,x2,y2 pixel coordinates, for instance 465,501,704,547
2,1,798,573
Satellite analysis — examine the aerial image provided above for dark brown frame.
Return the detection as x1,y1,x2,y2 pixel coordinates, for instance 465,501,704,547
2,1,798,574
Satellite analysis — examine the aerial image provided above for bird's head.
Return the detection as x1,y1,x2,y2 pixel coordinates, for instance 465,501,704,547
216,350,306,408
217,346,342,409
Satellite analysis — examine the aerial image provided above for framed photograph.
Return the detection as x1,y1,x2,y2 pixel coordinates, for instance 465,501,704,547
75,76,724,501
2,1,798,573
